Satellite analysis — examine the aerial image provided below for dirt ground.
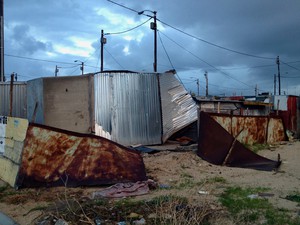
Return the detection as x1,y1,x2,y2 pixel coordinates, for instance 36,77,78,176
0,140,300,224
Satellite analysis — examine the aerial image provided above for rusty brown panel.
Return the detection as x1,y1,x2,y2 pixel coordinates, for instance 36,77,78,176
197,111,281,171
267,117,286,143
210,113,286,144
211,115,232,134
16,124,147,188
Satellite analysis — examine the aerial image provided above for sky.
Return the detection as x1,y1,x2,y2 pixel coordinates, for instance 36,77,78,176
3,0,300,96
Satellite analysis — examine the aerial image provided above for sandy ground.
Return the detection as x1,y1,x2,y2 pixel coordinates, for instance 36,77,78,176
0,140,300,224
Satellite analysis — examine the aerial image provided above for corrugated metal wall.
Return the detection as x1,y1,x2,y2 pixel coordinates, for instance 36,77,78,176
0,82,27,118
95,72,162,146
160,73,198,142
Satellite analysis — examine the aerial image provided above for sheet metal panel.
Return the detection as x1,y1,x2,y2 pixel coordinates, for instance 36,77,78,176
160,74,198,142
16,123,147,188
0,117,28,187
0,82,27,118
95,72,162,146
210,113,286,144
198,111,281,171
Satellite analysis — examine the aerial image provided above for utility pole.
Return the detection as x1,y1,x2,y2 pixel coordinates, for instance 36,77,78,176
196,78,199,96
138,10,157,72
0,0,4,82
100,30,106,72
152,11,157,72
255,84,258,96
55,65,60,77
276,56,281,95
204,71,208,97
74,60,84,75
274,74,276,95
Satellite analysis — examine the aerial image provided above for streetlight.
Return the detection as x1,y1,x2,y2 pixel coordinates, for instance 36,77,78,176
74,60,84,75
138,10,157,72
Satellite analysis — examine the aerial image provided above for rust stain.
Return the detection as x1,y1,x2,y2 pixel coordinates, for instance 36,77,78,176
16,124,147,188
198,111,281,171
211,113,286,144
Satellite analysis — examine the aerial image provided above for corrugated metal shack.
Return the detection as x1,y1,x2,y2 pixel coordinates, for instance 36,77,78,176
27,75,94,134
26,72,198,146
272,95,300,138
95,71,198,146
195,98,272,116
0,82,27,118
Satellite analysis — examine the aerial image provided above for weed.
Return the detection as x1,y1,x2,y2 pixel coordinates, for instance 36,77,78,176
205,176,227,184
285,193,300,204
220,186,300,224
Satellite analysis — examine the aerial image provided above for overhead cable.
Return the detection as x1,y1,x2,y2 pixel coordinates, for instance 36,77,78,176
157,31,183,85
280,60,300,72
159,31,255,89
106,18,151,35
104,47,125,69
5,53,76,65
157,19,275,60
106,0,140,13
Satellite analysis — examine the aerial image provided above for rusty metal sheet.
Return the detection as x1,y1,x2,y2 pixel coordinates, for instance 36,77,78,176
197,111,281,171
210,113,286,144
16,123,147,188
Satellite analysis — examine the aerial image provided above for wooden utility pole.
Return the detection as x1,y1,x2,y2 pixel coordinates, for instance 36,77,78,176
0,0,4,82
204,71,208,97
274,74,276,95
277,56,281,95
100,30,106,72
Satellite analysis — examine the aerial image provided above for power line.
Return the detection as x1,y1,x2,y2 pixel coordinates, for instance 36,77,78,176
107,0,140,13
5,53,76,65
159,31,255,90
104,47,125,69
157,30,183,85
105,18,151,35
281,60,300,72
157,19,275,60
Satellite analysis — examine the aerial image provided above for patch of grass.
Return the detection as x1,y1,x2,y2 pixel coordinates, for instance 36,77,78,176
285,193,300,205
205,176,227,184
220,186,300,224
39,194,217,224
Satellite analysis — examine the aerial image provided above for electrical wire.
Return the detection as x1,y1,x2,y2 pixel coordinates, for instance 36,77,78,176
159,30,256,90
106,1,275,60
107,0,140,13
157,19,275,60
104,47,125,69
105,18,151,35
280,60,300,72
5,53,76,65
157,30,184,85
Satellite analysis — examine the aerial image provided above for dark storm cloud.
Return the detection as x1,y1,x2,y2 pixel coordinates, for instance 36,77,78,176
4,0,300,95
9,24,52,55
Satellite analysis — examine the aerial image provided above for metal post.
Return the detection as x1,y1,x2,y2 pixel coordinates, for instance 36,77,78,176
9,73,14,116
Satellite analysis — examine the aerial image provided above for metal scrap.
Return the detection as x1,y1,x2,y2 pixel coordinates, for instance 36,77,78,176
16,123,147,188
197,111,281,171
